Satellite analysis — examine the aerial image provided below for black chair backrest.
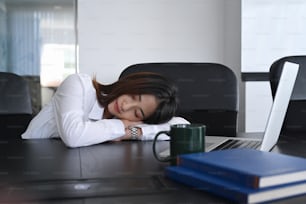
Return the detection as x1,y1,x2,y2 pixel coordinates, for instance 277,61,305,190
119,63,238,136
270,56,306,134
0,72,33,137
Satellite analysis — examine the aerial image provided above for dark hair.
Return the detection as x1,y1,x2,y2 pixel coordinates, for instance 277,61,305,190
92,72,178,124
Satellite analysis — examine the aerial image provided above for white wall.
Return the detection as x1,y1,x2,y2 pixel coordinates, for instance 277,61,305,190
78,0,241,82
78,0,243,130
242,0,306,132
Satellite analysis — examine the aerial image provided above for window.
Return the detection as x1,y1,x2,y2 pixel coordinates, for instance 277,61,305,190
0,0,77,112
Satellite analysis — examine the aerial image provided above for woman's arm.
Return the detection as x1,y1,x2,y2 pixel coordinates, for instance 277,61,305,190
136,116,190,141
51,74,126,148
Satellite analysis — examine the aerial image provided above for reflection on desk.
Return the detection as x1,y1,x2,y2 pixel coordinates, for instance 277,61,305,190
1,136,306,203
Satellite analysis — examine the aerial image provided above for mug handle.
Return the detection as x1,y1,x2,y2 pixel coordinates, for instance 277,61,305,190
153,131,171,162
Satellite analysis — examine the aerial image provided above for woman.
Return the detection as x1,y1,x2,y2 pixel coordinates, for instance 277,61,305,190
22,72,189,148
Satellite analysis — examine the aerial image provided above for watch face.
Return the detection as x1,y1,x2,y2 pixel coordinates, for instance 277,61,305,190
130,127,138,140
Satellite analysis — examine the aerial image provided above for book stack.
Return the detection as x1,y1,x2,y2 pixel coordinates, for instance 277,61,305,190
165,148,306,203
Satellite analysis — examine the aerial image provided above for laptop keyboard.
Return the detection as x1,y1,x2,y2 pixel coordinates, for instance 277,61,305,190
214,139,261,150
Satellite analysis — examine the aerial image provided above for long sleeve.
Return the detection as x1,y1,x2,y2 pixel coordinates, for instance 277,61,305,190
50,74,126,148
139,117,190,140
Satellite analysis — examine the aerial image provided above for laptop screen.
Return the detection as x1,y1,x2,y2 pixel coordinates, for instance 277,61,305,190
260,62,299,151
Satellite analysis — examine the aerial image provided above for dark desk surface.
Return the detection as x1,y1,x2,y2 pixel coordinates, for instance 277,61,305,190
1,134,306,203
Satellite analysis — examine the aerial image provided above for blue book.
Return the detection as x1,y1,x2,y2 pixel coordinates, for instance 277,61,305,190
177,148,306,189
166,166,306,204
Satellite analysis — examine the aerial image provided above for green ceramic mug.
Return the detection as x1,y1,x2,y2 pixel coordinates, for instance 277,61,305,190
153,124,206,165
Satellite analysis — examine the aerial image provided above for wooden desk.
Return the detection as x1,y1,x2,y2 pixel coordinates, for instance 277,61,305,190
1,135,306,203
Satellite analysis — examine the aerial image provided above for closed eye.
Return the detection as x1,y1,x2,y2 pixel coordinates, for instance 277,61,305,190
138,95,145,119
131,94,145,120
135,110,143,119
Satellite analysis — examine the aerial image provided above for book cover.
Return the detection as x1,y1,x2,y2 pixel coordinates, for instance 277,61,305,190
166,166,306,204
177,148,306,189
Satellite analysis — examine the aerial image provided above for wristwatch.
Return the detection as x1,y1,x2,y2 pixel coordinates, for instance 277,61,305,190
128,126,140,140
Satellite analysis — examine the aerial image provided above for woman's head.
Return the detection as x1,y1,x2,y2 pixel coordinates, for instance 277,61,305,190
93,72,178,124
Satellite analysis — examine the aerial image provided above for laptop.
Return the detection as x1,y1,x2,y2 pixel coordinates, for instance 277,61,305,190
160,61,299,157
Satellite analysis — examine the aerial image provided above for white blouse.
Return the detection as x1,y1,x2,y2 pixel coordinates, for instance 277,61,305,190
21,73,189,148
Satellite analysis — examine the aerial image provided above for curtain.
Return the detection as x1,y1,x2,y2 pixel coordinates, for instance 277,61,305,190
7,6,40,75
1,0,76,79
0,1,7,72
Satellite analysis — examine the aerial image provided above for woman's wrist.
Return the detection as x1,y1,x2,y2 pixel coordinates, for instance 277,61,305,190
128,126,142,140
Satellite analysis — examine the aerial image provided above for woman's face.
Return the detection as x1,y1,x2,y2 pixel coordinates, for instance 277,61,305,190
107,94,159,121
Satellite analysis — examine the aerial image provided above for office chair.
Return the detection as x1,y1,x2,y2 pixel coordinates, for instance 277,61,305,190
0,72,33,138
119,63,239,137
269,56,306,134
